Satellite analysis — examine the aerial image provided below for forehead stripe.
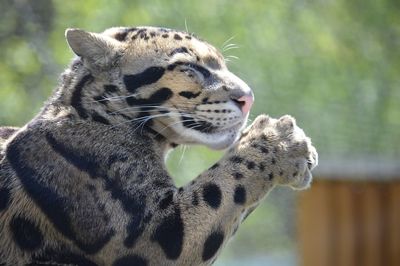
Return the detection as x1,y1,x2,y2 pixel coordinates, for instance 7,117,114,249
123,67,165,93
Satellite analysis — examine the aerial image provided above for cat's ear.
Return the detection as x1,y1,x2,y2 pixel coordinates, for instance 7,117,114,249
65,28,122,67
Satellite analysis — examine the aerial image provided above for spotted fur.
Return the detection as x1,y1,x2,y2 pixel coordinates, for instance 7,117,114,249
0,26,317,265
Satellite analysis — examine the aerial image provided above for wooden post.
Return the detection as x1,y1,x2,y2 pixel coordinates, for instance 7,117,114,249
298,179,400,266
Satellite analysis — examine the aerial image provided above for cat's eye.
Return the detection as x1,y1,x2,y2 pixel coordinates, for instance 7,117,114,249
184,63,211,78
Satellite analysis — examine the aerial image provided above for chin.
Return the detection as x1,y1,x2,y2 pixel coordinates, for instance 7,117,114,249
204,130,240,150
169,118,248,150
193,123,244,150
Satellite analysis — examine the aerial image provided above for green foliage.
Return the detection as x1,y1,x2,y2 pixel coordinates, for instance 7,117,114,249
1,0,399,264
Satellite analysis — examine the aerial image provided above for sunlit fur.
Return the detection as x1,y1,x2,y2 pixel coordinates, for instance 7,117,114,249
0,26,317,266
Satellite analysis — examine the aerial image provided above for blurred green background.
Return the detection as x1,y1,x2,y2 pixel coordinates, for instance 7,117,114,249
0,0,399,265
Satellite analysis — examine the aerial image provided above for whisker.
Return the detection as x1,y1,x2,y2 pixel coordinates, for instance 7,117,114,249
158,117,196,135
101,113,183,134
223,46,240,52
178,145,187,166
108,105,179,116
221,36,236,50
184,19,189,33
225,55,240,61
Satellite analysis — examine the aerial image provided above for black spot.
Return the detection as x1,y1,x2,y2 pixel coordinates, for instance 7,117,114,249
113,27,137,42
178,187,184,193
114,31,128,41
232,172,244,179
30,248,99,266
246,161,256,170
149,87,173,104
202,97,209,103
260,146,269,154
91,112,110,125
159,190,174,210
268,172,274,180
162,33,169,38
229,156,244,164
271,158,276,164
70,74,94,119
0,187,11,211
259,162,266,172
233,185,246,205
169,47,190,56
132,29,148,40
202,183,222,209
104,84,118,93
179,91,201,99
185,35,192,40
113,255,148,266
192,192,199,206
10,216,43,251
170,142,178,148
202,231,224,261
151,207,184,260
174,34,183,40
123,67,165,93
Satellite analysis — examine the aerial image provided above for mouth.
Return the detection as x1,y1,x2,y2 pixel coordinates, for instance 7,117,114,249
155,112,249,150
204,119,248,150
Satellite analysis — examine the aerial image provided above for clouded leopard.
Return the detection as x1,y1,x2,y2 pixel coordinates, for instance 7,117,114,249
0,26,317,265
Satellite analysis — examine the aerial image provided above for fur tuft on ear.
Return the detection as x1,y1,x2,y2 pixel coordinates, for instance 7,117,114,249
65,28,122,68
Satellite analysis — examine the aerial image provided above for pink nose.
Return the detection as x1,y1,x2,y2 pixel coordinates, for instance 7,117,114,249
236,94,254,115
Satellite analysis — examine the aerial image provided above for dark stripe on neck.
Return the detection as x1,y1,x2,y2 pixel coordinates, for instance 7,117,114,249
6,132,113,254
45,132,101,178
123,67,165,93
46,131,148,249
70,74,94,119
